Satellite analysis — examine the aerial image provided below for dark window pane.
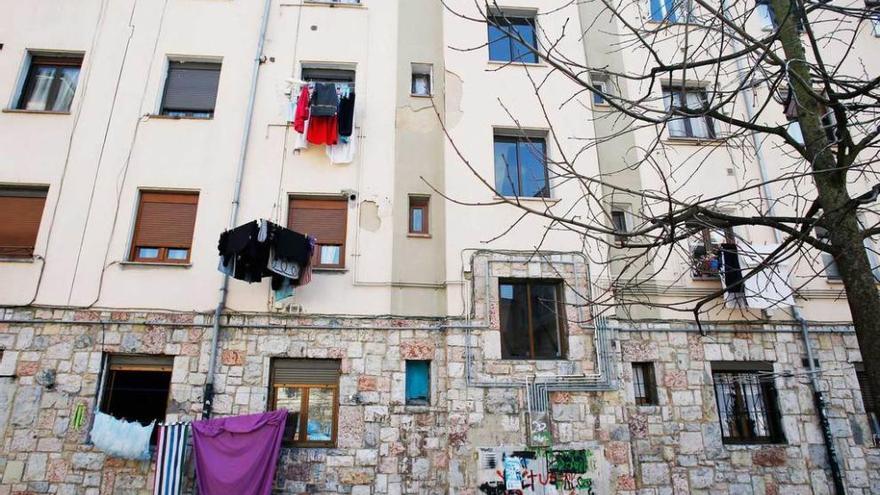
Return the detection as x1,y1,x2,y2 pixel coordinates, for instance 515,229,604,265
712,370,782,443
488,24,512,62
518,139,548,197
494,138,520,196
530,283,561,358
499,282,531,358
102,369,171,444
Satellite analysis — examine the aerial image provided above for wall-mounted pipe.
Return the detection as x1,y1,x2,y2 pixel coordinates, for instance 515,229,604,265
202,0,273,419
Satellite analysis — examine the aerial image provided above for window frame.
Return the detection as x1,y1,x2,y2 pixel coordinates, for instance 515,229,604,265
610,208,629,244
0,186,49,258
15,53,83,112
649,0,684,23
268,360,340,448
498,278,568,360
487,12,539,64
493,133,550,199
99,354,173,443
632,362,659,406
288,196,349,269
129,191,199,264
662,87,717,140
159,59,222,119
408,195,430,236
711,362,785,445
853,362,880,447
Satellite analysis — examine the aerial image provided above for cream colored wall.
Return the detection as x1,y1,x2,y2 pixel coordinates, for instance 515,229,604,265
440,0,606,318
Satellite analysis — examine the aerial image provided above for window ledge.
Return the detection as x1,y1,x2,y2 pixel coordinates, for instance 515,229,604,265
722,441,788,448
407,233,432,239
494,195,561,204
119,261,192,268
312,267,348,273
487,60,548,69
299,0,365,8
2,108,71,115
410,93,434,99
146,114,213,121
0,256,37,263
664,136,725,146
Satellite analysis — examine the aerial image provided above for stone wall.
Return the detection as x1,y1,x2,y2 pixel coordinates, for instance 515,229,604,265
1,305,878,495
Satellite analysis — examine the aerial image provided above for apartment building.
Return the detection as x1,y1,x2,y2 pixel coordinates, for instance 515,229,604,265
0,0,878,494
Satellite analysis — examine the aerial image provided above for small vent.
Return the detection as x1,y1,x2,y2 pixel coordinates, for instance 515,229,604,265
479,450,498,470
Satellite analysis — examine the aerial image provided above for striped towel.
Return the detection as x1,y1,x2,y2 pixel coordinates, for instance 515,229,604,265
153,423,190,495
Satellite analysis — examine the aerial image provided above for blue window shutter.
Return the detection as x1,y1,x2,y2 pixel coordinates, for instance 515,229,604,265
650,0,664,21
405,361,430,405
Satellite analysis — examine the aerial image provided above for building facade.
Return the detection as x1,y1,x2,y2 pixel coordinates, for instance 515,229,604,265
0,0,878,494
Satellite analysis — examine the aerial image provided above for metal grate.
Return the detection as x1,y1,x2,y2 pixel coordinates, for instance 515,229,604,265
712,371,782,443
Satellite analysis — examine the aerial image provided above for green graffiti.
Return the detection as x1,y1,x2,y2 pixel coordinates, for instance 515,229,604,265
546,449,590,474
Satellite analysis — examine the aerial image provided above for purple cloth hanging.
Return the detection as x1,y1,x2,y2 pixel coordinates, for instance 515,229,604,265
191,410,287,495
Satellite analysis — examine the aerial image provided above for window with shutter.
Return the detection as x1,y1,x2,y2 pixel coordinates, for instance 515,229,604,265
130,191,199,263
0,187,48,258
160,61,222,118
269,359,340,446
854,363,880,444
288,197,348,268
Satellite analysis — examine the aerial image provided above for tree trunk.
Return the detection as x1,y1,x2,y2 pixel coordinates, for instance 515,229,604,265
771,0,880,431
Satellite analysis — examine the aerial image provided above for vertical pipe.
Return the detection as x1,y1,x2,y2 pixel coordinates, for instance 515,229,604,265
202,0,273,419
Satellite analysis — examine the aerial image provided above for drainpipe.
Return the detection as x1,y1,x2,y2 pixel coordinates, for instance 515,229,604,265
720,1,845,491
202,0,273,419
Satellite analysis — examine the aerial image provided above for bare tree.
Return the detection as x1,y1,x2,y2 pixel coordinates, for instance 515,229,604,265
437,0,880,430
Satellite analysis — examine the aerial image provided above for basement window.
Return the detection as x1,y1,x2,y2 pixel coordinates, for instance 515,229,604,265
632,362,658,405
100,355,173,442
405,360,431,405
499,279,566,360
269,359,340,447
711,362,785,444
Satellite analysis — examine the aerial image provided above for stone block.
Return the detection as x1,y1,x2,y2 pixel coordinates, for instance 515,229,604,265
1,461,24,484
678,431,703,454
23,454,47,481
400,341,433,360
752,447,786,467
640,462,670,485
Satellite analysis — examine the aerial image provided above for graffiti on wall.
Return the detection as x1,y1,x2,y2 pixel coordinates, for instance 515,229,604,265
477,447,606,495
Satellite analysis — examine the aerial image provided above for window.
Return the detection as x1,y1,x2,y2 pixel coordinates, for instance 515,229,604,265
0,187,48,258
591,77,610,106
663,87,716,139
16,54,83,112
632,362,658,405
499,279,566,360
405,360,431,405
493,134,549,198
289,197,348,268
611,209,628,244
160,60,221,118
411,63,432,96
854,363,880,447
690,226,734,279
815,226,841,280
269,359,340,447
650,0,683,22
409,196,430,235
100,355,173,443
130,191,199,263
712,362,784,444
755,0,778,31
488,12,538,63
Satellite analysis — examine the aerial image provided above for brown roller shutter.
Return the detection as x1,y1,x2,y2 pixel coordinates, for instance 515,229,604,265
0,187,48,258
271,359,340,385
130,191,198,261
288,198,347,267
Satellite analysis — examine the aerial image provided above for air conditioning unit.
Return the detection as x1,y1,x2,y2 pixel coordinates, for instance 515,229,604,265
273,301,303,314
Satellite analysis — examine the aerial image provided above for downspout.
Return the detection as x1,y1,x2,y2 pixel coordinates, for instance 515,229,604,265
722,0,845,490
202,0,273,419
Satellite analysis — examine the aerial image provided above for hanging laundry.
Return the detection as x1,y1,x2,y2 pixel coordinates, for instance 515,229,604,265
296,236,317,287
309,82,339,117
90,411,155,461
153,423,190,495
293,85,310,133
191,410,287,495
337,91,355,138
326,128,357,165
307,115,338,145
217,221,268,283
